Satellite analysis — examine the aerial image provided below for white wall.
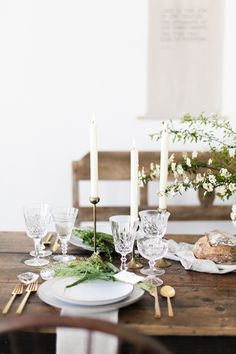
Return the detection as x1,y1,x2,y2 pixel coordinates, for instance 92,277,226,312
0,0,235,232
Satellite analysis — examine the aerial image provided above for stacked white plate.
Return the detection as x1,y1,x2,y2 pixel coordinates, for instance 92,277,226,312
38,277,144,313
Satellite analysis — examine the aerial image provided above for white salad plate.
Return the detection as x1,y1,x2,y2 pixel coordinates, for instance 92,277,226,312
37,280,144,313
50,277,134,306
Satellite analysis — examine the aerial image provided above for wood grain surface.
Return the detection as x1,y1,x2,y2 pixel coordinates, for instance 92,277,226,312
0,232,235,338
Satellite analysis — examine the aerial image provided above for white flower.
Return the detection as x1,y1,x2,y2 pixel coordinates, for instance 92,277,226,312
216,185,226,196
203,182,214,192
208,174,216,185
208,158,212,165
186,157,191,167
154,165,160,177
220,168,231,178
195,173,204,183
192,151,198,159
150,163,154,170
171,162,176,172
228,183,236,193
230,210,236,221
177,164,184,175
141,167,146,178
183,177,190,184
229,149,235,158
173,171,178,178
232,204,236,213
168,153,175,163
182,152,188,160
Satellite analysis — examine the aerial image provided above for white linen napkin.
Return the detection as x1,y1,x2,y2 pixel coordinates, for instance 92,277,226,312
56,271,144,354
166,239,236,274
57,309,118,354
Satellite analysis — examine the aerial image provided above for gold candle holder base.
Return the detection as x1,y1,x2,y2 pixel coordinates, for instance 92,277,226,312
156,258,172,268
127,257,143,269
89,197,100,254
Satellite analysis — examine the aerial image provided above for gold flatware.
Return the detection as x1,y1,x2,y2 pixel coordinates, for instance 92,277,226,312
2,283,24,315
149,286,161,319
16,282,38,315
52,237,60,252
160,285,176,317
43,233,54,246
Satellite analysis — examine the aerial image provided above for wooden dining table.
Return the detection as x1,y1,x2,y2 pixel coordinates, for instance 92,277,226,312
0,231,235,354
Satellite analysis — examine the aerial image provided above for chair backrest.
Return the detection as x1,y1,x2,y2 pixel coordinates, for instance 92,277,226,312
72,151,230,222
0,315,172,354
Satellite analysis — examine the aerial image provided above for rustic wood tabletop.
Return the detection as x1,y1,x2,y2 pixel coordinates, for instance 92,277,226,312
0,232,235,353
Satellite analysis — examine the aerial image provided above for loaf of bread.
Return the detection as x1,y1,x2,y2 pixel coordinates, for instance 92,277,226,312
193,230,236,264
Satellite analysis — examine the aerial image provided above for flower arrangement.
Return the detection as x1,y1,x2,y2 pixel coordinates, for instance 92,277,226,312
139,113,236,201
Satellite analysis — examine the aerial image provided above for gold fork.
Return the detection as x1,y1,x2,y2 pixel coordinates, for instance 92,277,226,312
2,283,24,315
16,282,38,315
149,286,161,319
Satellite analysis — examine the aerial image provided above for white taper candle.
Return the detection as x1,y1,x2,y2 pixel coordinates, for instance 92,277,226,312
159,121,169,210
130,141,139,222
90,120,99,198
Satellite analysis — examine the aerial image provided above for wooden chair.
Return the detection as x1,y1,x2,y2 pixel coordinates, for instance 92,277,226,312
0,314,172,354
72,151,230,222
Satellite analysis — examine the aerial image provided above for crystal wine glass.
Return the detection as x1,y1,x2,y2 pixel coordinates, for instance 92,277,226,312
109,215,139,271
23,203,51,266
137,234,168,286
30,235,52,258
139,210,170,238
52,207,78,262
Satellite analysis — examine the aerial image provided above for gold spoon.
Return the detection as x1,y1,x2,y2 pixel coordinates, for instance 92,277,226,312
160,285,176,317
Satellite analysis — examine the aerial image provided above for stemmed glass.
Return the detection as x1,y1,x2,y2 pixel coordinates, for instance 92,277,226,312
139,210,170,238
23,203,51,266
52,207,78,262
29,236,52,258
137,234,168,286
139,209,170,276
109,215,139,271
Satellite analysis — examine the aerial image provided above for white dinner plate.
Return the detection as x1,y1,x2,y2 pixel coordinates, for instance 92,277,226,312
50,277,134,306
37,280,144,313
69,235,94,251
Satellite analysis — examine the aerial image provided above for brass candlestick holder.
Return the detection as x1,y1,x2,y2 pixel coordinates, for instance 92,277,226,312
89,197,100,253
127,241,143,269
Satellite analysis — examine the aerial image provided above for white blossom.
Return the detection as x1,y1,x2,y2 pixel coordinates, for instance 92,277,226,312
208,174,216,185
216,185,226,196
168,154,175,163
195,173,204,183
220,168,231,178
171,162,176,172
228,183,236,193
177,164,184,175
186,157,191,167
203,182,214,192
232,204,236,213
229,149,235,158
192,151,198,159
183,177,190,184
208,158,212,165
182,152,188,160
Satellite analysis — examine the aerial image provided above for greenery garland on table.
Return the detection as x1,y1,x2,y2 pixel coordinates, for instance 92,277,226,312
52,252,155,292
72,227,114,261
139,113,236,201
54,253,118,288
